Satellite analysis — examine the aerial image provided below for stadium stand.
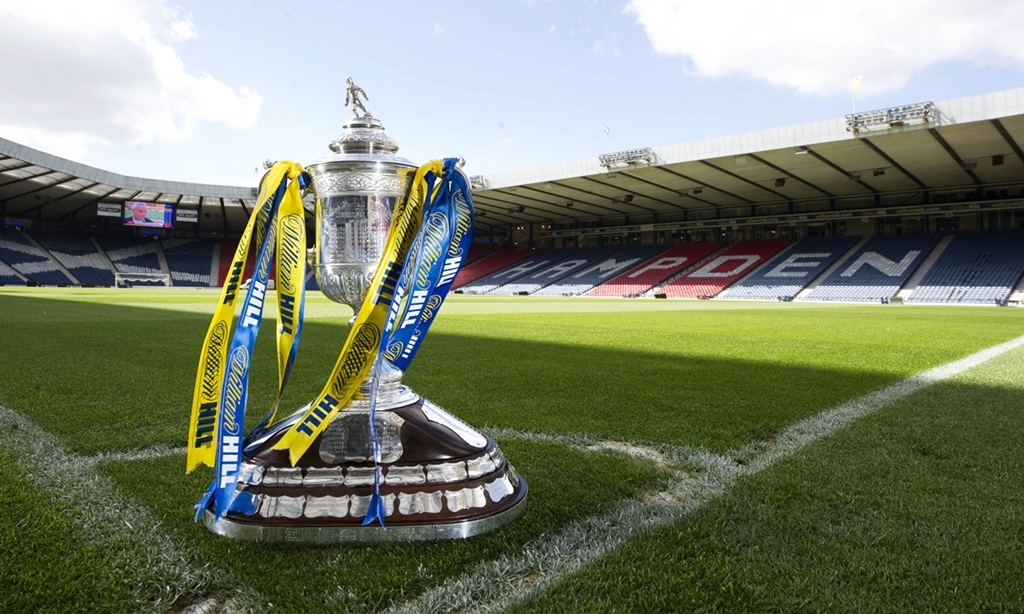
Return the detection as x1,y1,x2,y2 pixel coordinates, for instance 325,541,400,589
452,249,534,289
803,234,940,302
162,239,213,287
501,247,625,295
461,244,496,267
459,250,577,294
657,240,790,298
33,232,115,286
217,239,239,286
0,229,75,285
534,245,669,296
586,243,725,297
0,260,24,284
907,231,1024,304
718,236,860,300
99,236,165,285
215,239,273,286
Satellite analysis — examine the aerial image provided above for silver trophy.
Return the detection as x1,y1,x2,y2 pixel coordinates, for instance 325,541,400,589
204,81,527,543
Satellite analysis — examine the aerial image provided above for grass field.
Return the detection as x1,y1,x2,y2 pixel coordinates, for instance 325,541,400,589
0,287,1022,613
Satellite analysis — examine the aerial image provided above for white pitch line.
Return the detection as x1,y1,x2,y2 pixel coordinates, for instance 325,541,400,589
82,444,186,467
0,405,243,611
389,334,1024,614
482,426,734,472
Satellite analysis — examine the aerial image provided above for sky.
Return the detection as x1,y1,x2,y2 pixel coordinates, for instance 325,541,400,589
1,0,1023,188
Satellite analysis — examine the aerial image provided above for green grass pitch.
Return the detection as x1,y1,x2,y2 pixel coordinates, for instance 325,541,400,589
0,287,1022,612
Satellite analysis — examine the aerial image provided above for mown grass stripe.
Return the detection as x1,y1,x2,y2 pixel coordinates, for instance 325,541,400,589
0,405,224,611
389,334,1024,614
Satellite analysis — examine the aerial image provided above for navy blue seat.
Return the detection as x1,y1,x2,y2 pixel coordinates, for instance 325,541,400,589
908,232,1024,304
804,234,939,302
460,250,579,294
720,236,860,300
535,246,669,296
0,229,74,285
33,232,115,286
162,239,214,287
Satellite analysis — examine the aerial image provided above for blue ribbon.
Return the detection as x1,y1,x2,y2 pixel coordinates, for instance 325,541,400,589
362,158,475,527
387,159,474,371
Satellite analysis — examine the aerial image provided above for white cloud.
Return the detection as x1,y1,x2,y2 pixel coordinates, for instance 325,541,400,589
0,0,261,160
627,0,1024,96
433,22,445,35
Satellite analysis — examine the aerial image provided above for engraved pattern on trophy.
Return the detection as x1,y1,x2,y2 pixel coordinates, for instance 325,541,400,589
320,412,405,464
313,171,408,196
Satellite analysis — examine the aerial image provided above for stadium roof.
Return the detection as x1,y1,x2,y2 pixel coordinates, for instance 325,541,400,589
0,137,258,234
472,87,1024,233
2,86,1024,236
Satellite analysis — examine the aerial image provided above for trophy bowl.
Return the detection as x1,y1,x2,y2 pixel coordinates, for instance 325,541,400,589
203,110,527,543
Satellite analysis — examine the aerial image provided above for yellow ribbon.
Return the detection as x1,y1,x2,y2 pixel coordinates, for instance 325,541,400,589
186,161,307,472
273,160,444,465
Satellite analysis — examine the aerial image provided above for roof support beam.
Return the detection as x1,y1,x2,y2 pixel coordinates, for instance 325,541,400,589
0,169,57,188
577,178,661,213
220,198,228,235
927,128,981,185
588,172,686,211
801,147,879,194
858,137,928,190
537,181,611,211
991,119,1024,162
468,203,539,224
0,161,31,174
6,179,75,203
59,187,122,219
746,153,833,196
652,165,752,205
512,182,630,215
698,160,789,200
475,193,587,221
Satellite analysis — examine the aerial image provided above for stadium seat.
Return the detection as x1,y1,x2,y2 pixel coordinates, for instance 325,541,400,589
659,240,790,298
99,236,165,285
33,231,115,286
504,247,625,295
803,234,940,302
452,249,535,289
718,236,860,300
162,239,214,287
586,243,725,297
533,245,670,296
459,250,580,294
0,229,75,285
0,259,23,285
907,231,1024,304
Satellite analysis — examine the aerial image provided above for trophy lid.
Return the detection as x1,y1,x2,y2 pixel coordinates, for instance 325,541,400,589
310,78,416,168
328,116,399,155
